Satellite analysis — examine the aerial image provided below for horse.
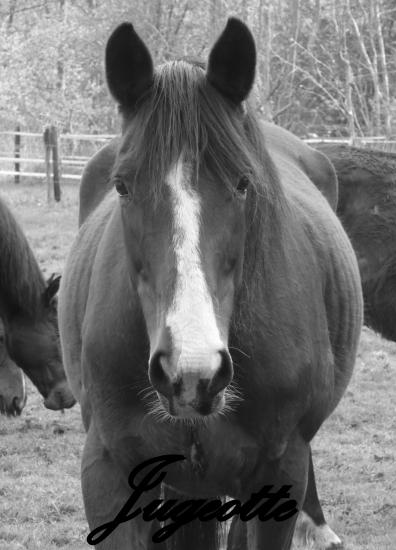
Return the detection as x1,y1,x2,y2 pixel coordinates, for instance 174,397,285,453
0,315,26,416
316,144,396,342
59,18,363,550
77,80,348,550
0,195,75,410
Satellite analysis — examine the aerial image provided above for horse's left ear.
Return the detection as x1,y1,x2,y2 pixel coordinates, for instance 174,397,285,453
44,274,61,306
207,18,256,104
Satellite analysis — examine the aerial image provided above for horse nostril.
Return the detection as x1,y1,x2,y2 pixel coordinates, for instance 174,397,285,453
208,350,233,395
148,351,173,398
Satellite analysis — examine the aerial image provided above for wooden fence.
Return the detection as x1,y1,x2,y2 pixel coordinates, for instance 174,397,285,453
305,137,396,152
1,128,395,203
0,127,116,202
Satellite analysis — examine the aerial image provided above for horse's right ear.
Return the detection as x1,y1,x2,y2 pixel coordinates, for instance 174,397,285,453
105,22,154,108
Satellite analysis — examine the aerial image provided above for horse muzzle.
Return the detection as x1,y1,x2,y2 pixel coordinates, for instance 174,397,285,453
148,349,233,418
44,381,76,410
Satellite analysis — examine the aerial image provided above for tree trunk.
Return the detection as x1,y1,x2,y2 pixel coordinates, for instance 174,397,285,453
306,0,321,51
209,0,221,43
57,0,68,93
259,2,273,121
346,0,381,135
374,0,391,137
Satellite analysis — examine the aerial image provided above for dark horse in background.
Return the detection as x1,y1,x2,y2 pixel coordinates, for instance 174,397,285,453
0,195,75,410
59,19,362,550
0,315,26,416
317,144,396,342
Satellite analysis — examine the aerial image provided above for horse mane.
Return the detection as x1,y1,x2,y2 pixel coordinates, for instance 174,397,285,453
0,196,46,318
113,60,287,327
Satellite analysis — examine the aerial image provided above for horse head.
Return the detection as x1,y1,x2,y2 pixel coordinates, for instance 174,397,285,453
7,274,75,410
106,19,258,420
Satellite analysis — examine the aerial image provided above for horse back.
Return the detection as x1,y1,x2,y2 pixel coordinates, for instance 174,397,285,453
262,122,339,210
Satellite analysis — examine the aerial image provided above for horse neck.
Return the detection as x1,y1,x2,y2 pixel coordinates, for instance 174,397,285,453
0,199,45,319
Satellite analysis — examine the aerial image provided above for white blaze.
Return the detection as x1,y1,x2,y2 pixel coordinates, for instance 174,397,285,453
165,159,222,382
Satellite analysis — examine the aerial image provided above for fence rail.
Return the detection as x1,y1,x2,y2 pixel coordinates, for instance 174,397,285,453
0,170,81,180
0,156,88,164
305,138,396,146
0,131,116,140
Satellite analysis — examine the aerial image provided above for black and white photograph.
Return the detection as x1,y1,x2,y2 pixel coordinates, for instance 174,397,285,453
0,1,395,549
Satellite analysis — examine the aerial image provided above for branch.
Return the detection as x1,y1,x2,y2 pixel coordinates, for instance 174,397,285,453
277,55,348,117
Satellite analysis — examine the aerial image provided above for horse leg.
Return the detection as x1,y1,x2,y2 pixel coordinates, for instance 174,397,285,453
81,421,165,550
293,448,342,549
246,432,309,550
227,516,247,550
161,486,222,550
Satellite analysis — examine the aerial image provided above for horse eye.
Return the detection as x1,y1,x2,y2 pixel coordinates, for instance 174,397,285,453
224,257,237,275
114,179,129,197
236,177,249,195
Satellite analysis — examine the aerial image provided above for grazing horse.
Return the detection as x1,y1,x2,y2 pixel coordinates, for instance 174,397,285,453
0,195,75,410
317,144,396,342
59,19,362,550
0,315,26,416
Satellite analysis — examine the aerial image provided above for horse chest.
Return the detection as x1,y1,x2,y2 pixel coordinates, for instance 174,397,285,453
132,419,265,498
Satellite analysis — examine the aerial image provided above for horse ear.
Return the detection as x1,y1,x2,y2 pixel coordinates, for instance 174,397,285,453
44,274,61,306
105,22,154,108
207,18,256,104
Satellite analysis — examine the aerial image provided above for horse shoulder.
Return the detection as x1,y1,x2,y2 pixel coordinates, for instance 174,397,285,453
59,196,117,402
262,122,338,210
79,138,119,226
76,211,149,435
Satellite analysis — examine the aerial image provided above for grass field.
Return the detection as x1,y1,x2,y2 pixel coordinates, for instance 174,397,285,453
0,179,395,549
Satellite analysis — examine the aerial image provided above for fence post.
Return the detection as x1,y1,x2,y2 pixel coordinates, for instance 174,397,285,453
43,127,52,203
14,125,21,184
51,125,61,202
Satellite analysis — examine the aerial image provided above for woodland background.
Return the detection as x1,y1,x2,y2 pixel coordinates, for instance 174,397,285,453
0,0,395,140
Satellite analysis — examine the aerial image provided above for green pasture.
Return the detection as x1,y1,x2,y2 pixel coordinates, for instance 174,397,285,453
0,179,395,549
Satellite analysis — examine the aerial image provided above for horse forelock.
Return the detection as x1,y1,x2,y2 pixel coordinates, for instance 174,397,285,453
113,60,282,205
0,197,46,318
